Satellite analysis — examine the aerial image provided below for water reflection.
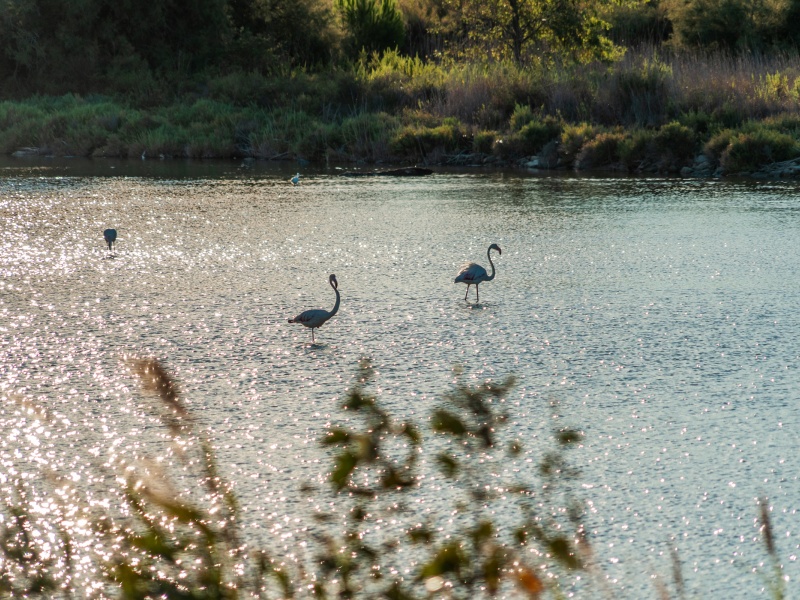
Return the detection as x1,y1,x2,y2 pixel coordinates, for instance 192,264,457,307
1,160,799,597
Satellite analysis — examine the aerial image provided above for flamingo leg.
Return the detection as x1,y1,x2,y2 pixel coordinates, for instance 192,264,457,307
312,328,315,343
464,285,470,302
476,285,479,303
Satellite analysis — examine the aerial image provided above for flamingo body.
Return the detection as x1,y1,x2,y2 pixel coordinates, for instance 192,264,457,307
288,274,339,342
290,173,300,185
455,243,501,302
103,228,117,252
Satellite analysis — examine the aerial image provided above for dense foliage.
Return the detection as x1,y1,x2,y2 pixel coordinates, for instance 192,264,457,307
3,0,800,175
5,0,800,96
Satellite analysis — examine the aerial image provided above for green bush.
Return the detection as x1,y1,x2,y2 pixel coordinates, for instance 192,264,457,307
337,0,405,58
720,128,799,172
617,128,655,170
575,131,625,169
390,120,467,159
338,111,398,160
678,110,715,136
514,116,563,155
472,130,496,154
704,128,737,163
653,121,697,162
509,103,536,131
761,112,800,136
559,122,600,167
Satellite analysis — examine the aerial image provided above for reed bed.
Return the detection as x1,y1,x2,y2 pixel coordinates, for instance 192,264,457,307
2,49,800,173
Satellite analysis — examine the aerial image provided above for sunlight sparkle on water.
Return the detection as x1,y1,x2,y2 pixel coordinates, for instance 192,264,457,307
0,164,799,597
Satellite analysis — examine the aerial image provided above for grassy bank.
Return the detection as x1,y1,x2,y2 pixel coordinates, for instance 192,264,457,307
4,49,800,177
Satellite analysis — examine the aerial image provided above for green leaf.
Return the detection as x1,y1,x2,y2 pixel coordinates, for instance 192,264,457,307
420,542,466,578
401,422,421,445
472,520,494,545
321,428,351,446
483,546,505,595
547,536,581,570
331,451,358,490
556,428,583,445
408,527,433,544
436,453,459,478
432,410,467,436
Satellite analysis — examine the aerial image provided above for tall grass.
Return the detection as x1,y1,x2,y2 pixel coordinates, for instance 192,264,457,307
3,49,800,172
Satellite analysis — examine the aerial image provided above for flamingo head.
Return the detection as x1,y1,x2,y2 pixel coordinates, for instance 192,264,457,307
329,274,338,289
489,243,501,255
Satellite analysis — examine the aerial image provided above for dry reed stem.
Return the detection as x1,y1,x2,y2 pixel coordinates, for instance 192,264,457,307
759,497,776,558
130,357,191,437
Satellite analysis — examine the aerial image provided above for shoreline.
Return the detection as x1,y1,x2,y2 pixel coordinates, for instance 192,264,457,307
5,150,800,181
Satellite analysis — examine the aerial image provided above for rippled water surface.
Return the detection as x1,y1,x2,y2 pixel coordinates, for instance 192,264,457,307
1,159,799,597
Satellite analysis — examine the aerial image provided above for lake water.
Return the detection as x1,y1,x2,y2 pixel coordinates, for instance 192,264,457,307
1,158,798,598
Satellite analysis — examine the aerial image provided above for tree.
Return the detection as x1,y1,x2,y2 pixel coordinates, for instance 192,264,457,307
438,0,637,65
226,0,341,71
337,0,406,58
0,0,231,94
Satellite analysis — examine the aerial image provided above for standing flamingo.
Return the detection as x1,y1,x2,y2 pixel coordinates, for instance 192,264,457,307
103,228,117,253
454,243,502,302
288,274,340,342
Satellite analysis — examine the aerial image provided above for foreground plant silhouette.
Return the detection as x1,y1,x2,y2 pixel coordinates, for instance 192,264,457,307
309,360,594,599
0,358,788,599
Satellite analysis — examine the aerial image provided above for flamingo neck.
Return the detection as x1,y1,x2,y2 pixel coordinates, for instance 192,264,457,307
486,249,496,281
329,284,340,317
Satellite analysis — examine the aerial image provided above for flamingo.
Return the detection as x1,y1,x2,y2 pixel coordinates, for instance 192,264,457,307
290,172,300,185
103,228,117,253
454,243,502,302
288,274,340,342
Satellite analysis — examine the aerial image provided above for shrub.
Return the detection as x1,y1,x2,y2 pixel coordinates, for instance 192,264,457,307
678,110,715,136
559,122,599,167
495,116,563,159
472,129,496,154
296,124,335,161
339,111,399,160
509,103,536,131
617,128,656,170
653,121,697,163
575,131,626,170
761,112,800,136
516,116,563,154
208,71,271,106
390,120,467,160
337,0,406,58
704,128,737,163
720,128,799,173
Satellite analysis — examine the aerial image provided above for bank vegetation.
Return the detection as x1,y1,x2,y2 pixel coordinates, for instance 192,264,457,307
3,0,800,177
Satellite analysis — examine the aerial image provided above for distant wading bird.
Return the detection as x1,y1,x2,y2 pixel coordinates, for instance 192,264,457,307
454,243,502,302
103,228,117,253
290,173,300,185
288,274,340,342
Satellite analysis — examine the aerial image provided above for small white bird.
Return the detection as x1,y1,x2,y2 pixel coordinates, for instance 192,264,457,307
103,228,117,253
288,274,340,342
290,172,300,185
454,243,502,303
